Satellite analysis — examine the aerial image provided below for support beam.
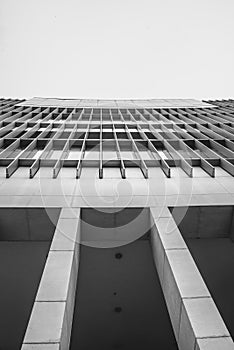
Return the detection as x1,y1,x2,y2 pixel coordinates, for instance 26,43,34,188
119,110,148,178
22,208,81,349
129,110,171,177
76,113,92,178
149,124,193,177
110,112,126,178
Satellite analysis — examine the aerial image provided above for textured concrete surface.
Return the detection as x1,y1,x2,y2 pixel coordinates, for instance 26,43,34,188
150,209,234,350
0,166,234,209
195,337,234,350
22,209,80,350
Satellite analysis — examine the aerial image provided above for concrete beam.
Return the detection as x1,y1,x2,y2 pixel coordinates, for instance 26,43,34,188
150,207,234,350
22,208,81,350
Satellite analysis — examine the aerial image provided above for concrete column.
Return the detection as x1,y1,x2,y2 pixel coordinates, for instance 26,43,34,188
21,208,81,350
150,206,234,350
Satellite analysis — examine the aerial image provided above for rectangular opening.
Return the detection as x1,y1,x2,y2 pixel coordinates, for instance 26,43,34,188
70,208,178,350
171,205,234,340
0,208,60,350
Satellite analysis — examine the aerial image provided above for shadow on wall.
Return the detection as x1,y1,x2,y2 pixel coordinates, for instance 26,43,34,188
0,208,60,350
171,205,234,340
80,207,150,248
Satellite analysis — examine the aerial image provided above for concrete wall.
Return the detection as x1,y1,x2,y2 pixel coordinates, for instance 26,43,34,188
0,242,51,350
70,236,178,350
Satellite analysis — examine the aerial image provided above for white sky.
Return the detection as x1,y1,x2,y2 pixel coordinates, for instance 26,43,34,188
0,0,234,100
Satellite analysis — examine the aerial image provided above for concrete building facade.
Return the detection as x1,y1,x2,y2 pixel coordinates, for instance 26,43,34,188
0,97,234,350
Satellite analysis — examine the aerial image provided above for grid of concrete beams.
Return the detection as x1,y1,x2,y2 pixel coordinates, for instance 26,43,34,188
0,98,234,179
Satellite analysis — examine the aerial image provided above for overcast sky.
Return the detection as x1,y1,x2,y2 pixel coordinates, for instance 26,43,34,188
0,0,233,100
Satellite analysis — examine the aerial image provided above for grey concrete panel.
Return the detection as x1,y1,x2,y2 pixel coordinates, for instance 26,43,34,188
179,298,230,350
195,337,234,350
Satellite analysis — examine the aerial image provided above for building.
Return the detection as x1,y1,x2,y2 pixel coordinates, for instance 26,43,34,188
0,97,234,350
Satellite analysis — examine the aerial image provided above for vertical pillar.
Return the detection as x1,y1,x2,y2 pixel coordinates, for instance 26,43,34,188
22,208,81,350
150,206,234,350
